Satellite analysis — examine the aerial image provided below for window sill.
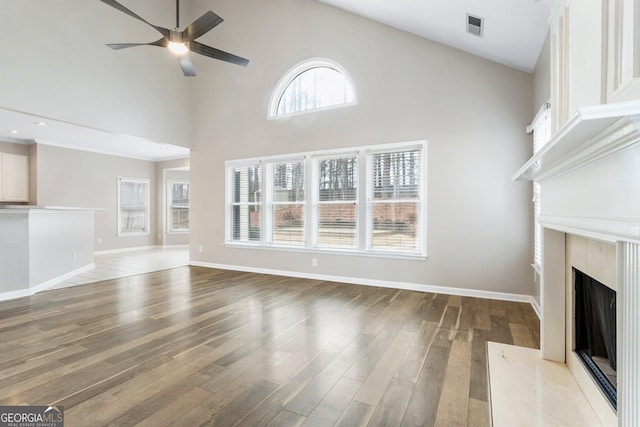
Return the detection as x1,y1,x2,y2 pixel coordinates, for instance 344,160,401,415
224,241,428,261
167,230,190,235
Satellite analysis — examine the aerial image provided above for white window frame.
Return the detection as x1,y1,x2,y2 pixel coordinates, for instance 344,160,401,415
312,151,360,250
226,161,263,244
265,157,306,247
225,141,427,259
117,177,150,237
167,180,189,234
268,58,358,119
365,144,425,255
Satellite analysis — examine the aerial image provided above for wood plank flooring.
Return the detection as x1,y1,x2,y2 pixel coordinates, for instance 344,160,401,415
0,267,539,426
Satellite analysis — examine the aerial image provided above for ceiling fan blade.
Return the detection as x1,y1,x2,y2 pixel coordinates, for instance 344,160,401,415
100,0,170,39
179,55,197,77
106,39,167,50
182,11,223,41
189,41,249,67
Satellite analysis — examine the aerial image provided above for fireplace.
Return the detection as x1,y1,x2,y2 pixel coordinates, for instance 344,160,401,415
513,100,640,426
574,268,617,409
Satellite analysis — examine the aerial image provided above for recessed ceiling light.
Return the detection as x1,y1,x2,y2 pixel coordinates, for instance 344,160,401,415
8,130,19,135
34,122,49,127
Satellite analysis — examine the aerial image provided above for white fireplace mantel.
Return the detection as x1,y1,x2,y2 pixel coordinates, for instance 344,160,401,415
513,100,640,183
512,99,640,426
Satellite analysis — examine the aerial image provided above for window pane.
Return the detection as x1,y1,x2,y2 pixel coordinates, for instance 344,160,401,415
171,207,189,231
277,67,355,116
372,202,419,251
272,161,304,201
232,205,261,241
120,179,148,233
318,157,357,201
371,150,421,200
273,204,304,246
318,203,357,248
171,183,189,205
233,165,262,204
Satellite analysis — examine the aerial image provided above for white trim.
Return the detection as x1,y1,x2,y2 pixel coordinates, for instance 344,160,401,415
224,241,427,261
539,215,640,244
0,263,95,302
267,58,358,119
94,245,160,255
189,260,540,314
514,100,640,182
162,244,189,249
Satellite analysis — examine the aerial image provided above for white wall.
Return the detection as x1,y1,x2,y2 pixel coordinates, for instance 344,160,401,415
35,144,158,251
189,0,535,296
533,35,551,111
543,145,640,220
0,1,193,147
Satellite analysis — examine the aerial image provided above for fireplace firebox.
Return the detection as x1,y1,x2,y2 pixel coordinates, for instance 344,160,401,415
574,268,617,409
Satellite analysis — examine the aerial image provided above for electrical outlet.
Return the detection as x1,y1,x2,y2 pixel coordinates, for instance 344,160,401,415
312,258,318,267
199,245,204,253
72,250,77,259
97,238,102,244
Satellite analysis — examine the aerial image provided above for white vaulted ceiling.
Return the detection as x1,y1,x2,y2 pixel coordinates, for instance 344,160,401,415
318,0,552,72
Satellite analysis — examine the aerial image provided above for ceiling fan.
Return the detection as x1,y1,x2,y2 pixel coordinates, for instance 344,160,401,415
100,0,249,77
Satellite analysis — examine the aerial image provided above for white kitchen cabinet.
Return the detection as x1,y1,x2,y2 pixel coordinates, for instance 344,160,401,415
0,153,29,202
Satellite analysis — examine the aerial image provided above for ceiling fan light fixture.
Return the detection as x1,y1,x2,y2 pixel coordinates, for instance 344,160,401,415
168,42,188,55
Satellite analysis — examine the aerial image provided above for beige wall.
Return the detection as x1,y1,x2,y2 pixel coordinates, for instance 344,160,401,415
0,141,29,156
35,144,158,251
189,0,535,296
0,141,32,204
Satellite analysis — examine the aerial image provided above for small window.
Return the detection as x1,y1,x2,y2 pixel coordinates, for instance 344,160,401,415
269,59,357,118
168,181,189,233
118,177,150,235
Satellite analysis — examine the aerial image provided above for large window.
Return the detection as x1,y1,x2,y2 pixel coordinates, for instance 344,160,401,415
226,141,426,257
230,163,262,242
118,177,150,235
168,181,189,233
269,59,357,118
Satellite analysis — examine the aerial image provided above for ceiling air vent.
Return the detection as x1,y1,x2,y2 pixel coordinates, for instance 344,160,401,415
466,14,484,37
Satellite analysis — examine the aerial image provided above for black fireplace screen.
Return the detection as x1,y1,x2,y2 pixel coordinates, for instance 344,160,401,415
574,268,617,409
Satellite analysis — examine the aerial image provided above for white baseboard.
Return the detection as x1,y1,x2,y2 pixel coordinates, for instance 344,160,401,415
530,298,541,319
0,263,95,302
94,245,160,255
189,261,541,314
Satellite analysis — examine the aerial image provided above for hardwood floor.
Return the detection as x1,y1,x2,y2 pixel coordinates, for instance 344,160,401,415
0,267,539,426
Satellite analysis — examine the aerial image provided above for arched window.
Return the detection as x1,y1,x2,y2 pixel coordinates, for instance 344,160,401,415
269,59,357,118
